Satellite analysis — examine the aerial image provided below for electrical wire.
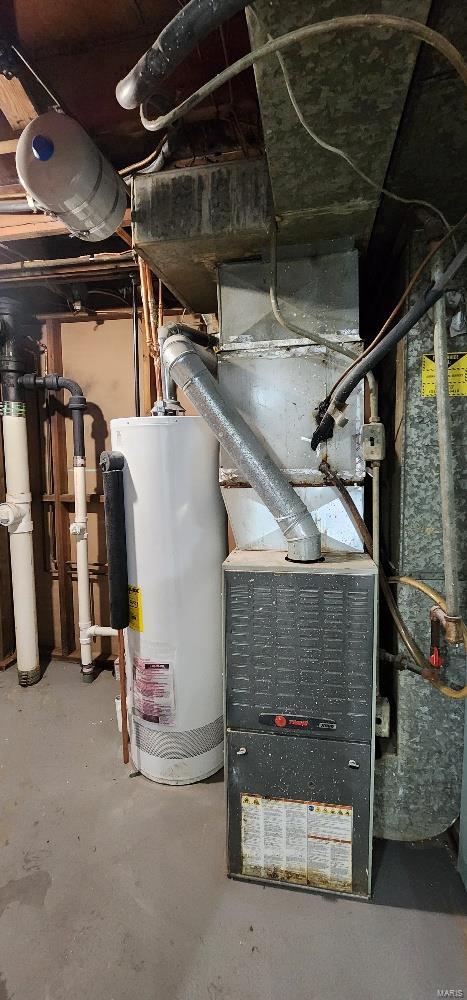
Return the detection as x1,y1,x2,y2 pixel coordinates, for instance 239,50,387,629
119,134,168,178
328,211,467,400
319,460,467,697
11,43,61,108
269,219,358,360
275,47,454,243
85,289,130,306
139,14,467,132
312,240,467,449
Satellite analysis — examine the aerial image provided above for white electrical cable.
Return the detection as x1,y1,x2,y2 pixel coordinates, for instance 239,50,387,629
11,44,61,108
275,48,454,243
139,14,467,135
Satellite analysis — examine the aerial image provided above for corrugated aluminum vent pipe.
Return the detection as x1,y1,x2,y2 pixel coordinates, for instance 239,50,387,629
162,334,321,562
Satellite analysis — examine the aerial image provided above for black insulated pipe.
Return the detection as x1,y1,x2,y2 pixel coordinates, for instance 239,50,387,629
116,0,251,110
0,298,25,406
100,451,129,631
166,322,218,350
19,373,87,459
311,241,467,450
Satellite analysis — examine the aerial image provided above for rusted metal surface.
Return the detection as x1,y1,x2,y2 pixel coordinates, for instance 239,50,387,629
133,158,271,311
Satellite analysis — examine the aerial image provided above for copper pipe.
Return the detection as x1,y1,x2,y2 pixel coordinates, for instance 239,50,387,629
158,277,164,329
145,263,163,401
118,629,130,764
138,258,152,350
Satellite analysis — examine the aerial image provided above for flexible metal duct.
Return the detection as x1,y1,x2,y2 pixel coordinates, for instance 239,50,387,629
116,0,250,110
162,333,321,562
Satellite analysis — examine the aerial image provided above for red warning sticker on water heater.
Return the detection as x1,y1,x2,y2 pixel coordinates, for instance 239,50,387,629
133,655,175,725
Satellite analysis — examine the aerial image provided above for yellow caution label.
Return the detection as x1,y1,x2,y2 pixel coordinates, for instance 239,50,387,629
128,585,143,632
421,352,467,397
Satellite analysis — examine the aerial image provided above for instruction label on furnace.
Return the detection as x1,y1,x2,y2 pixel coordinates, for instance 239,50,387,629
128,585,143,632
133,655,175,725
421,352,467,397
241,794,352,892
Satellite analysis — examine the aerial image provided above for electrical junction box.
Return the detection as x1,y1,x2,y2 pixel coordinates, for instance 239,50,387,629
224,549,377,898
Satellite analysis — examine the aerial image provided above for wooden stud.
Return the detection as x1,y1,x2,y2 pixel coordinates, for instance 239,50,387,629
46,318,76,656
0,75,37,130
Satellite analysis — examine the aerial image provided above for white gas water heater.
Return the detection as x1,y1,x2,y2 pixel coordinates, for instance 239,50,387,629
111,416,227,784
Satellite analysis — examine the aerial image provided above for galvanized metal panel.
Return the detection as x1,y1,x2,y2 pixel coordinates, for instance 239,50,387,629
218,250,359,347
227,730,372,898
133,158,271,311
221,483,364,553
218,346,365,484
225,561,375,744
246,0,431,243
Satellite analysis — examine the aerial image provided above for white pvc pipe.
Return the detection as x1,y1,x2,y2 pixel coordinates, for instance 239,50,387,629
2,411,40,685
71,461,93,678
87,624,118,637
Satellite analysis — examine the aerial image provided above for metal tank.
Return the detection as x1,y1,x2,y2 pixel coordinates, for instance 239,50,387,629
111,416,227,784
16,110,127,241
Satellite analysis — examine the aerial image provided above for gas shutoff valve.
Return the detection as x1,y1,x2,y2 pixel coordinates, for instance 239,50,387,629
361,423,385,462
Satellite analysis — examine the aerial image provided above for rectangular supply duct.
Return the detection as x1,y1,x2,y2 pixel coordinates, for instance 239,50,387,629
225,550,377,898
133,158,271,312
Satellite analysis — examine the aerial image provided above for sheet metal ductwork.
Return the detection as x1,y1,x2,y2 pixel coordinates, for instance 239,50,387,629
162,333,321,563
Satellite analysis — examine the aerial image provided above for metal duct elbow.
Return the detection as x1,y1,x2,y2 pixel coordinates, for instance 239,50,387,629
162,334,321,563
116,0,251,110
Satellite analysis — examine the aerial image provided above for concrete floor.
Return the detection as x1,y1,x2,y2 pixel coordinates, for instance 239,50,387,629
0,661,465,1000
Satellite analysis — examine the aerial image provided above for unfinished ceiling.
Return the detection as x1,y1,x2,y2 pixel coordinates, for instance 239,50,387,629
0,0,259,185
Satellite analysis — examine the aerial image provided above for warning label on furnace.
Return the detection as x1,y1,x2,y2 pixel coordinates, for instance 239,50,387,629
421,352,467,397
128,585,143,632
133,655,175,725
241,794,352,892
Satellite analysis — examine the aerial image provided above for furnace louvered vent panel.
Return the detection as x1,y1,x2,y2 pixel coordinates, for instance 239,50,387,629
225,570,375,743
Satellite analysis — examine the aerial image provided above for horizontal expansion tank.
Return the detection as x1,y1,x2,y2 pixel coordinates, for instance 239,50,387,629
111,416,227,784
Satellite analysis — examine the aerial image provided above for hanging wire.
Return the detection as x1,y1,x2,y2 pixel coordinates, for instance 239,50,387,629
10,43,61,108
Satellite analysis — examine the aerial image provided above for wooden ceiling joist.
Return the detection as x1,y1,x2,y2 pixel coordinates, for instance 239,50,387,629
0,139,19,155
0,74,37,131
